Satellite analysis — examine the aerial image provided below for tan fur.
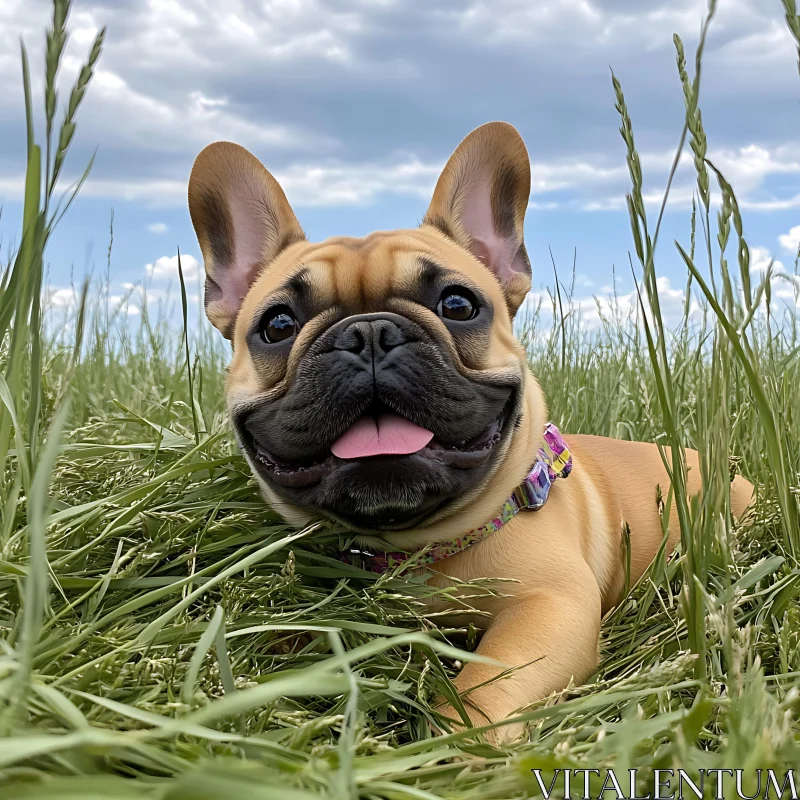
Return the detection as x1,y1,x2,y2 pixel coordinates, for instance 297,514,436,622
188,122,754,745
424,436,752,739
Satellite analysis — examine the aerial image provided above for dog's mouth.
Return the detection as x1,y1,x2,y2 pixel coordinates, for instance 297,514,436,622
247,402,510,490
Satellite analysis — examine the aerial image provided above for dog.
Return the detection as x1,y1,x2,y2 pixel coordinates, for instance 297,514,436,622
188,122,753,741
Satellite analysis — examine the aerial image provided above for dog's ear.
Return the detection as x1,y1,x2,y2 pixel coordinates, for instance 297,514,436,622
188,142,305,339
423,122,532,315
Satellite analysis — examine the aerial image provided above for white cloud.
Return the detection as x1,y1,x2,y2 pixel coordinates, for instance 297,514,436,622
779,225,800,254
121,281,200,307
711,144,800,195
746,246,800,306
270,157,439,206
518,274,702,332
0,175,184,208
738,195,800,212
519,261,800,335
1,0,796,316
45,286,141,317
0,175,25,198
108,294,141,317
0,138,791,213
773,278,800,302
145,254,201,283
83,70,337,155
582,143,800,213
0,2,342,154
48,288,78,308
750,246,785,277
455,0,796,74
106,1,364,70
246,141,800,213
458,0,679,45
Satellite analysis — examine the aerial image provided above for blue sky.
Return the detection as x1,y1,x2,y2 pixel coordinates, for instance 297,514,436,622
1,0,799,326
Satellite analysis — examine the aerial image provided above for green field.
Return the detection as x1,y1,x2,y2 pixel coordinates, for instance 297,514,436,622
2,1,800,797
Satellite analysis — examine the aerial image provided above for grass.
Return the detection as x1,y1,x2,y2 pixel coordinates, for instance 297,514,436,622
1,1,800,797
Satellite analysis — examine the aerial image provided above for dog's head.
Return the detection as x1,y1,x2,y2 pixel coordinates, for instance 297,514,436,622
188,122,545,537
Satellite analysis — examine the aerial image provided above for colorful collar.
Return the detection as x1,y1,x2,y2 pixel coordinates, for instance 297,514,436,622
340,422,572,574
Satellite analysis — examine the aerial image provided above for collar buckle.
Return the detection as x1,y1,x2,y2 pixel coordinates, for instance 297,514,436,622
513,461,552,510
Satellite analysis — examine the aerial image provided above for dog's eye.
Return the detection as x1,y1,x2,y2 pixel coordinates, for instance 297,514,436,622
259,306,298,343
437,288,478,322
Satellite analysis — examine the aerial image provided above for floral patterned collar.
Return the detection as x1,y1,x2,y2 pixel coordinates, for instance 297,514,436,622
340,422,573,574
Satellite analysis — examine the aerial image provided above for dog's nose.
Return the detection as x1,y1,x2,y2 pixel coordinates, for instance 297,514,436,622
334,316,407,363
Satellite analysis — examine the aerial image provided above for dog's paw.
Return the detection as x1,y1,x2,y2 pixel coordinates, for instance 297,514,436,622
430,700,524,747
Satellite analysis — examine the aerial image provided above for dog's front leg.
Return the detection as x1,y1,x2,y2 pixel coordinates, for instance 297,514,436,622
435,575,602,743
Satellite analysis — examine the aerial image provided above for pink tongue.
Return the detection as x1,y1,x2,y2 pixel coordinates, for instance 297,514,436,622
331,413,434,459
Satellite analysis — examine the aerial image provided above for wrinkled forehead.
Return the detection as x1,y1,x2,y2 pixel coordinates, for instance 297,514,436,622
235,228,511,334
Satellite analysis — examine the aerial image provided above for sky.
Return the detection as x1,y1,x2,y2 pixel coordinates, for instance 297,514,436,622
1,0,799,327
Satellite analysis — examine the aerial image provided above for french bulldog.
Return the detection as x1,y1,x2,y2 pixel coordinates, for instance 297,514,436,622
188,122,753,740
